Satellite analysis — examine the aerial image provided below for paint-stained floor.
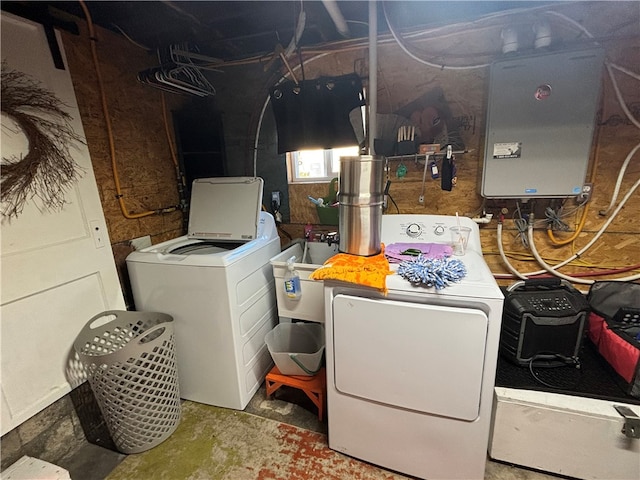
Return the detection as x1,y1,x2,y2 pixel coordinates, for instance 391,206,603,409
60,383,562,480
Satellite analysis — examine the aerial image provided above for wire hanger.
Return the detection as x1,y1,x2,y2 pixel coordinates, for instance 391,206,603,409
137,43,217,96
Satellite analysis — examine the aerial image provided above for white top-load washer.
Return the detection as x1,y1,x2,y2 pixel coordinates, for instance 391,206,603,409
126,177,281,410
324,214,504,480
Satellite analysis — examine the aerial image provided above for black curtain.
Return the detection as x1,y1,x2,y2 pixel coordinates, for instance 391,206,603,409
269,73,365,154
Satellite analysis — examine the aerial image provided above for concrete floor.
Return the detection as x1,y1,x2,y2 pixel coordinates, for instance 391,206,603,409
58,383,564,480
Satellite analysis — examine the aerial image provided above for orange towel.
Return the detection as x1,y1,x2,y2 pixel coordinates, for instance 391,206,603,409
309,244,393,293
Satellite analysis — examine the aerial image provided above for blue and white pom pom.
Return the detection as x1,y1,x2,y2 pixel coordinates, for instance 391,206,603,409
397,255,466,290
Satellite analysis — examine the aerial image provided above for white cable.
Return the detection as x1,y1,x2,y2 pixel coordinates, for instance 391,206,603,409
534,10,640,258
545,10,640,218
527,225,594,285
284,8,306,58
497,222,528,280
599,141,640,216
254,5,640,229
610,62,640,82
322,0,351,38
499,174,640,279
544,10,640,131
605,63,640,131
404,2,556,41
527,177,640,284
253,96,270,178
382,2,490,70
567,177,640,267
543,10,596,40
545,11,640,221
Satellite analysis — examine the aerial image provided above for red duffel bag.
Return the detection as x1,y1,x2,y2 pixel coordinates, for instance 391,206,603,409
587,281,640,399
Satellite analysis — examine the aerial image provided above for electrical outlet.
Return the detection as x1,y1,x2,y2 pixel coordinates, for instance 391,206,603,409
271,191,281,211
579,183,593,202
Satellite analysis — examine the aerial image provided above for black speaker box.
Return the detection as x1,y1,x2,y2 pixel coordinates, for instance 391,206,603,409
500,279,590,366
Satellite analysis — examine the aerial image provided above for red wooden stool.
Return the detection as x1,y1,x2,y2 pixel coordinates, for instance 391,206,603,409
265,366,326,421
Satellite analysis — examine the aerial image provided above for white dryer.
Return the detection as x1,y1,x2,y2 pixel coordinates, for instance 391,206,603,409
126,177,281,410
324,214,504,480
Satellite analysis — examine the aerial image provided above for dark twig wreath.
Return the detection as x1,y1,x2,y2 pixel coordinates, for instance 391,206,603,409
1,61,85,219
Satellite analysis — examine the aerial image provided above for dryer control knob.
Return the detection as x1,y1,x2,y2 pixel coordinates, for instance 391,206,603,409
434,225,446,235
406,223,422,237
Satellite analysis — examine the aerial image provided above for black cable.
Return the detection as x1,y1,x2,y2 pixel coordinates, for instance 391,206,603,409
388,193,400,213
527,353,583,390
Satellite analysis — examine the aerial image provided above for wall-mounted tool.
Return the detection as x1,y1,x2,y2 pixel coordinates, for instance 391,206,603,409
441,145,456,191
396,125,417,155
430,160,439,179
419,154,430,204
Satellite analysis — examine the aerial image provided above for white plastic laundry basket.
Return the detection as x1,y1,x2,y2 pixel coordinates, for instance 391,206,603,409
74,310,181,454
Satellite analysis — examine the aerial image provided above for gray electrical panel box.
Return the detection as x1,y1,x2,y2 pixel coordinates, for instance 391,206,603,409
481,46,604,199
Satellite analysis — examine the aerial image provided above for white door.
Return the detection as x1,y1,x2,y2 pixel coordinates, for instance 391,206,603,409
1,13,125,435
332,294,488,421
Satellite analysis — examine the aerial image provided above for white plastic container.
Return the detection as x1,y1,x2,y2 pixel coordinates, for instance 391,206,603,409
265,323,325,376
270,240,338,323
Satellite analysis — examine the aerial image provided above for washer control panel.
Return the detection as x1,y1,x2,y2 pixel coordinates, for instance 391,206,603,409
433,224,446,236
404,222,449,238
405,223,422,237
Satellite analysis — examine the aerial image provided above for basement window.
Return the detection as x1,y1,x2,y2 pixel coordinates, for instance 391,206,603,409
287,146,359,183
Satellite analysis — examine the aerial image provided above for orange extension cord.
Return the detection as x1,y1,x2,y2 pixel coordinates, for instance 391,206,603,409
546,94,605,246
79,0,180,219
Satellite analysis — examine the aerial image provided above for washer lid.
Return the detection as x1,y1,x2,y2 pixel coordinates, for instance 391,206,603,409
187,177,263,241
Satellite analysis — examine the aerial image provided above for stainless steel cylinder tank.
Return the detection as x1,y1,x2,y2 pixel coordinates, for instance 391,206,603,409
338,155,385,256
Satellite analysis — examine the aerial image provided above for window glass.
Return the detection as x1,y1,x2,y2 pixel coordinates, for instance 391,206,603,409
288,146,359,183
295,149,326,178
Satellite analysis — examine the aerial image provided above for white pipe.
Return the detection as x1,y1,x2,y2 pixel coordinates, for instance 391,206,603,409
322,0,351,38
284,10,306,57
497,222,528,280
606,63,640,130
599,141,640,216
527,224,594,285
527,177,640,284
498,174,640,280
382,2,490,70
610,62,640,82
472,213,493,224
368,0,377,154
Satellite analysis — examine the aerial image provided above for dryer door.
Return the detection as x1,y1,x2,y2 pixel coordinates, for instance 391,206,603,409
332,294,488,421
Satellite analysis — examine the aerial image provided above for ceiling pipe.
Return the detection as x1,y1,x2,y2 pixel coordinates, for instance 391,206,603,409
322,0,351,38
368,0,377,154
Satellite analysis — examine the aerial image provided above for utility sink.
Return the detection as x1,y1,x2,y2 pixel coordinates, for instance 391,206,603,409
270,240,338,323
